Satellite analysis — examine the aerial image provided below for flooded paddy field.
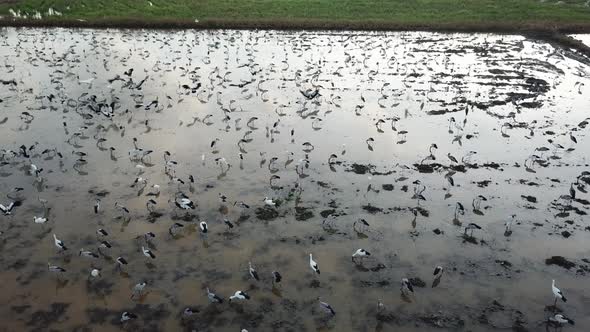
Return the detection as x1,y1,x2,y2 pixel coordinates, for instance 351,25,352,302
1,28,590,331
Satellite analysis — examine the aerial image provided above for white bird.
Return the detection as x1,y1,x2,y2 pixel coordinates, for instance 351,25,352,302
30,163,42,176
505,214,515,236
401,278,414,295
132,281,147,299
352,248,371,261
90,269,101,278
142,246,155,259
33,216,47,224
249,262,260,281
550,313,575,326
263,197,276,207
552,279,567,306
53,234,67,251
309,253,320,274
229,290,250,302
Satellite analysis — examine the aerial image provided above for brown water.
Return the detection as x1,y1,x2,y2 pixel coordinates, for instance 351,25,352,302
0,28,589,332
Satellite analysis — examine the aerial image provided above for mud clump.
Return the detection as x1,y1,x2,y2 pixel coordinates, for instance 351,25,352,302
382,184,394,191
295,207,314,221
319,209,336,218
545,256,576,270
28,302,70,328
255,207,279,221
409,277,426,288
348,163,372,175
362,205,383,214
418,313,465,329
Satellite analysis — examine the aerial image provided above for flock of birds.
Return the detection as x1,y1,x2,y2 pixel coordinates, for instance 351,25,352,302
1,28,589,331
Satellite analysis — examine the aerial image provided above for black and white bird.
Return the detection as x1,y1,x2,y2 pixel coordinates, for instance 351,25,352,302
272,271,282,285
432,266,444,287
183,307,197,316
353,218,370,232
96,228,109,237
116,256,129,269
0,201,16,215
464,223,482,236
169,222,184,236
249,262,260,281
53,234,68,251
549,313,575,326
99,240,112,250
207,288,224,303
176,196,195,210
552,279,567,306
146,199,157,212
352,248,371,262
199,221,208,234
223,218,234,229
318,297,336,316
142,246,156,259
94,199,100,214
120,311,137,323
401,278,414,296
229,290,250,302
48,262,66,274
234,201,250,209
79,248,99,258
144,231,156,242
309,253,320,274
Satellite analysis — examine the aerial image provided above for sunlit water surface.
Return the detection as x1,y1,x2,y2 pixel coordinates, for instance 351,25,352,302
1,28,590,331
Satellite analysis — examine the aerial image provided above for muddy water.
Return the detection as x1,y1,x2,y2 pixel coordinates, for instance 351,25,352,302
0,28,589,331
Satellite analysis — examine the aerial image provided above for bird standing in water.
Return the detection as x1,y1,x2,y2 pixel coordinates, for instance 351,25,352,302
309,253,320,274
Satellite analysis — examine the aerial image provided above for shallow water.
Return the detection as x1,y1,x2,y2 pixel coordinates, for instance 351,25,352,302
0,28,589,331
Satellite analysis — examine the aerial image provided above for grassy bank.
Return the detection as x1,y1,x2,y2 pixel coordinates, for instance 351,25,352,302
1,0,590,33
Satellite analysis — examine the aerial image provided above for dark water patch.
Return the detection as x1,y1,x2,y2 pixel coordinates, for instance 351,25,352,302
545,256,576,270
11,304,31,314
27,302,70,329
